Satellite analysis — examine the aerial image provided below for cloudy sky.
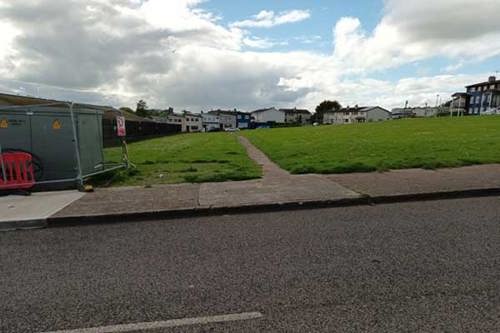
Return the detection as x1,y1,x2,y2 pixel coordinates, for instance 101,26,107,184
1,0,500,112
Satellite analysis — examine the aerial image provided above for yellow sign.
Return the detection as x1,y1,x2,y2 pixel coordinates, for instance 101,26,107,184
52,119,62,130
0,118,8,129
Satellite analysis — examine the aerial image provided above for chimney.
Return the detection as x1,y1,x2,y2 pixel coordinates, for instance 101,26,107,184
488,76,496,83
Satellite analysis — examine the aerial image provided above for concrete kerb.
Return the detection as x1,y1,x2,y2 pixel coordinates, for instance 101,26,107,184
0,218,47,232
44,187,500,228
0,190,85,232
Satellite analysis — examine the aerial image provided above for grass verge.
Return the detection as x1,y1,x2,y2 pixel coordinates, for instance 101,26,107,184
98,132,261,186
242,116,500,174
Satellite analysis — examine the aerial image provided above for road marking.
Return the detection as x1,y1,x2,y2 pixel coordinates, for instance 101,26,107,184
41,312,263,333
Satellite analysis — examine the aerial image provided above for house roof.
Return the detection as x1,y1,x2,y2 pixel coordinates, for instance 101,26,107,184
251,107,280,114
391,106,439,111
325,106,390,114
465,78,500,88
280,108,311,115
183,111,202,117
452,92,470,97
208,109,238,116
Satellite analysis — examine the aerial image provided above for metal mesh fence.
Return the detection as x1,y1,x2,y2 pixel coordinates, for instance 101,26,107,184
0,102,126,191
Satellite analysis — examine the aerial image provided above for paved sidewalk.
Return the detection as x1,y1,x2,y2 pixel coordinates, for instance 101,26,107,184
0,191,84,230
199,137,359,208
53,184,200,218
328,164,500,197
4,137,500,230
238,136,289,182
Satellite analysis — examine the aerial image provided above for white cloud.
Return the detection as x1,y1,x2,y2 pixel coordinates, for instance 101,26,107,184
230,9,310,29
243,37,276,49
0,0,499,113
332,0,500,73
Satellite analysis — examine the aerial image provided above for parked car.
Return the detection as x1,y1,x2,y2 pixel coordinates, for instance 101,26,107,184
224,128,240,132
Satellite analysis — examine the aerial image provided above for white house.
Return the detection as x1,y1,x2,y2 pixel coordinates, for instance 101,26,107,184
202,112,221,132
391,107,439,118
282,108,312,125
165,113,184,126
323,106,391,124
208,110,237,129
182,112,202,132
251,107,285,123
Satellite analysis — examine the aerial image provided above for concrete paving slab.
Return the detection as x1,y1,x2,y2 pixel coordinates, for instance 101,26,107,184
53,183,200,218
0,191,84,230
199,175,360,208
238,136,289,182
205,136,360,208
327,164,500,197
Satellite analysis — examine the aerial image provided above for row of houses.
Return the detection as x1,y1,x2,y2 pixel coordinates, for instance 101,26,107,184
134,76,500,133
390,76,500,119
166,76,500,131
153,106,399,131
154,110,252,133
153,108,313,132
252,107,312,125
450,76,500,116
322,106,391,124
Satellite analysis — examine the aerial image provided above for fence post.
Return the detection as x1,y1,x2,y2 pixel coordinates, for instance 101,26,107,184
0,144,6,182
68,102,84,188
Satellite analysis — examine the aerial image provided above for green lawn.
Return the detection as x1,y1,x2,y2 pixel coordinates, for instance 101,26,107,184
243,116,500,174
102,132,261,186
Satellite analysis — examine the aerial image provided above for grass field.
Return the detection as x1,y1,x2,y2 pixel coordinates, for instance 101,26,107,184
243,116,500,174
101,132,261,186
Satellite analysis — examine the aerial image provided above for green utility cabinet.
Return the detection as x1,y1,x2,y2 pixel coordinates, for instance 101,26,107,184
0,105,104,183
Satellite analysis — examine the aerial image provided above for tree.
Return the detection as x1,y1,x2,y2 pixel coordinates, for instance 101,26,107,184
119,107,134,114
313,100,342,124
136,100,149,118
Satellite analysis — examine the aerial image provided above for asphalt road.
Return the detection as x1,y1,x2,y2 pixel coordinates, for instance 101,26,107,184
1,197,500,332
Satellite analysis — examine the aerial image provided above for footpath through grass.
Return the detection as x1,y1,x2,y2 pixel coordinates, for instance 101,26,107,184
243,116,500,174
102,132,261,186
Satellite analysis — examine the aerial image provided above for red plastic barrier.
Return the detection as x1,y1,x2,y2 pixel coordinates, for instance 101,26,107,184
0,152,35,190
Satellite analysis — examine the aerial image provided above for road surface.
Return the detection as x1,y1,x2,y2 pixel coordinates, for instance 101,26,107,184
1,197,500,332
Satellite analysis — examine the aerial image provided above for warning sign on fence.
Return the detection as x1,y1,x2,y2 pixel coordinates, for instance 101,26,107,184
116,116,126,137
0,118,8,129
52,119,62,130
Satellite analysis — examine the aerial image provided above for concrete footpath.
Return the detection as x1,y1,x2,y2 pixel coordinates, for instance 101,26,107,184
2,137,500,230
